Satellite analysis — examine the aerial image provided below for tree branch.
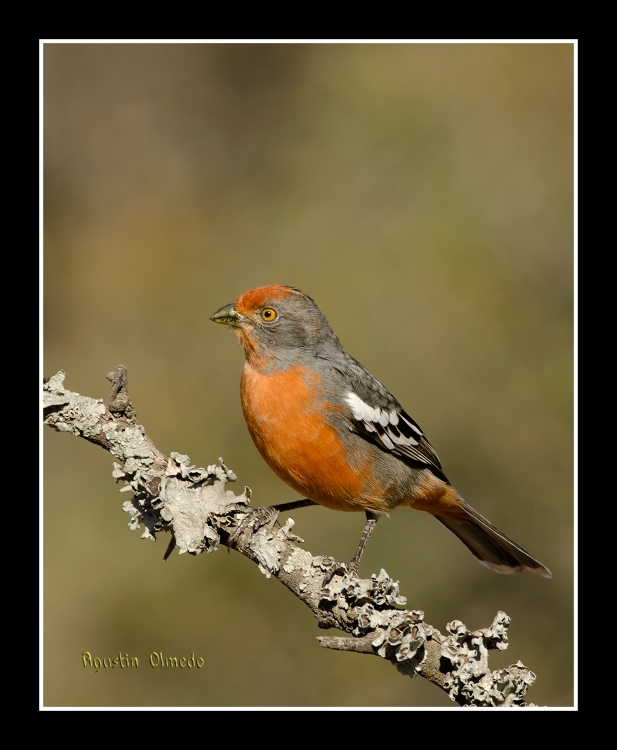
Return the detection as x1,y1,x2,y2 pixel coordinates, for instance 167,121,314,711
43,367,540,707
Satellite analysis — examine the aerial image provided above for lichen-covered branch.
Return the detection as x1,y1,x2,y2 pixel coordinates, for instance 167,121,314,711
43,367,540,707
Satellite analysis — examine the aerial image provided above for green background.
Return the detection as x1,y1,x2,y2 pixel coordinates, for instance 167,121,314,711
44,42,574,708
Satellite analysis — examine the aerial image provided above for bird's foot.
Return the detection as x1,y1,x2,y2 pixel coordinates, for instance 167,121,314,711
321,557,360,586
227,506,280,550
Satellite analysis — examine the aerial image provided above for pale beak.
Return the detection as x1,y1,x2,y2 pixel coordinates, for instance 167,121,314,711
210,303,244,326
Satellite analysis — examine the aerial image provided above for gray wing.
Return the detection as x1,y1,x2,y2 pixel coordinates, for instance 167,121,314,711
331,353,449,483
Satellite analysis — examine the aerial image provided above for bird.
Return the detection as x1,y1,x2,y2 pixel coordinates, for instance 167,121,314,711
211,285,551,580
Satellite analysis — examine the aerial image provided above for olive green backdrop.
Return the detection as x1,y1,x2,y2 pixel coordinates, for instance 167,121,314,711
43,43,574,708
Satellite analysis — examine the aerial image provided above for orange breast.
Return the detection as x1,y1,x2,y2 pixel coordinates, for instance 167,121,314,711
240,363,379,512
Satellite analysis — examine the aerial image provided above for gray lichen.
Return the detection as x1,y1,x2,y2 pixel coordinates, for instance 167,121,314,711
156,453,249,554
320,566,407,610
440,612,537,706
282,546,314,575
317,567,428,675
249,518,303,578
44,371,106,435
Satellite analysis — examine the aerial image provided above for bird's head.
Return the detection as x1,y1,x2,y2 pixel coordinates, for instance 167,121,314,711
211,285,338,364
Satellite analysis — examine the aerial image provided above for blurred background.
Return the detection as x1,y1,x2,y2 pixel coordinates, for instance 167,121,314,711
43,43,574,708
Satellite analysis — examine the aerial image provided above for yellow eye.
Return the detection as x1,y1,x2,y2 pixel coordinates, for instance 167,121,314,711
261,307,277,322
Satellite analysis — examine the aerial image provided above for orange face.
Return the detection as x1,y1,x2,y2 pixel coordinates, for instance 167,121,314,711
234,285,300,317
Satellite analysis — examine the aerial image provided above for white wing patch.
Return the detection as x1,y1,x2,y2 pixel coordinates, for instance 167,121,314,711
344,392,422,450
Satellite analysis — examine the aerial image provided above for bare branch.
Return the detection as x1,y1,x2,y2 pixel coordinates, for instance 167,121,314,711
43,368,541,707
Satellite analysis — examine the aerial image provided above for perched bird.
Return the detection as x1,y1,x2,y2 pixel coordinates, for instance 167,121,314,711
211,285,551,579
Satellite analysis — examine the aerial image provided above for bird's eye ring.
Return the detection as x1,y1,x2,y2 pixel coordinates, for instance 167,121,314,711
261,307,277,322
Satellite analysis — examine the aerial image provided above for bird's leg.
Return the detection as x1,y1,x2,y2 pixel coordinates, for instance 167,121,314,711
271,498,318,512
323,510,381,585
227,498,317,550
349,510,380,571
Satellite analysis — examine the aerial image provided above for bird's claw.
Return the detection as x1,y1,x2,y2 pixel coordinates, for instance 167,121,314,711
227,506,280,550
321,559,360,586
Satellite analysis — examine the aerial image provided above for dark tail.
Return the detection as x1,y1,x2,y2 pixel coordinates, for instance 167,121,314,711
436,498,552,578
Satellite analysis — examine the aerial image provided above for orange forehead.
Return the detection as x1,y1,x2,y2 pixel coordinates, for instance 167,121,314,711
235,285,300,315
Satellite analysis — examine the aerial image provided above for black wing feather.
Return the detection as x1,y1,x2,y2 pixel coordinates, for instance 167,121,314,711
336,354,449,483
